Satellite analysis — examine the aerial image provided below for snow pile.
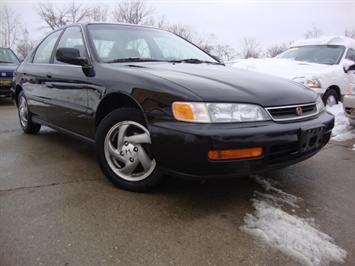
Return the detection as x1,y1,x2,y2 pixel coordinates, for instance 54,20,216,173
327,102,355,142
240,175,347,266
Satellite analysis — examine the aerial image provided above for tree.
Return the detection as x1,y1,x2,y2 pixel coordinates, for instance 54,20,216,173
163,23,214,52
32,0,235,62
210,44,237,62
110,1,217,55
265,43,287,58
16,28,37,60
304,23,324,39
90,4,109,22
238,37,262,59
0,4,21,49
112,0,154,24
35,1,91,30
345,28,355,39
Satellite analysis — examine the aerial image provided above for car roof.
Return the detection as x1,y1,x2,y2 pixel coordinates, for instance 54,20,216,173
290,36,355,48
65,22,160,30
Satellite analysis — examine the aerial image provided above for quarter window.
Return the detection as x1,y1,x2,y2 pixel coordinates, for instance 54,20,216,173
32,30,62,64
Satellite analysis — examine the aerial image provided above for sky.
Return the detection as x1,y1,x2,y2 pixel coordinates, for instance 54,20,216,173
1,0,354,53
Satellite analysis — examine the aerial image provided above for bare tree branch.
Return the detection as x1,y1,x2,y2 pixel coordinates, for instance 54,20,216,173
304,23,324,39
16,28,37,60
68,2,91,23
0,4,21,48
90,3,109,22
35,1,91,30
210,44,237,62
265,43,287,58
112,0,155,25
238,37,262,59
345,27,355,39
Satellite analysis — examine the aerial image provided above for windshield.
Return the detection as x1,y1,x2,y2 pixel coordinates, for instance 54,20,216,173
87,24,218,63
277,45,345,65
0,48,20,64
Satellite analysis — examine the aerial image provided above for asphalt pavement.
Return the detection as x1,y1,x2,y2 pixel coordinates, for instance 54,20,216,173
0,97,354,266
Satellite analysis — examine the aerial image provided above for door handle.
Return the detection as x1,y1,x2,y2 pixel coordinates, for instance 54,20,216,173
46,72,52,78
46,82,54,88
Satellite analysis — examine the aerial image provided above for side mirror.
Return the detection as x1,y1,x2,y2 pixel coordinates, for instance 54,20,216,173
343,59,355,73
56,48,88,66
348,64,355,71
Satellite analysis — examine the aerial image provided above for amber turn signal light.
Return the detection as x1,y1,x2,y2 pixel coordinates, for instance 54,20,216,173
173,103,195,121
208,147,263,161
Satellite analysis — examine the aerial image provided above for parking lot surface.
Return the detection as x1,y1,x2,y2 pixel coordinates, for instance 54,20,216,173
1,97,354,266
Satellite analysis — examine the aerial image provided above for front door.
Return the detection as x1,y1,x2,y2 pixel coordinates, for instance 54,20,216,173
43,26,91,138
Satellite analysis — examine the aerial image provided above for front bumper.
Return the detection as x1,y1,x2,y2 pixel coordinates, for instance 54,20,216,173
149,111,334,179
0,78,13,96
343,94,355,120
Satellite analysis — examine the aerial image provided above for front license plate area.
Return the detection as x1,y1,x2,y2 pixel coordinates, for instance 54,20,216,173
299,126,325,152
0,80,11,86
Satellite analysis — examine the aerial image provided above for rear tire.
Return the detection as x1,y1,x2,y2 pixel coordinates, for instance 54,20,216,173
95,108,161,192
18,91,41,134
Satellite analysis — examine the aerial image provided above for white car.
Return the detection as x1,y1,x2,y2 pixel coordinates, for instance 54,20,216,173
231,36,355,106
343,82,355,126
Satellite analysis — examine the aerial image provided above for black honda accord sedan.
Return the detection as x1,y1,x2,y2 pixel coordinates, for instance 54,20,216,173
12,23,334,192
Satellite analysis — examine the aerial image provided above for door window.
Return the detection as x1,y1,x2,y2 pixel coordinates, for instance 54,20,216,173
32,30,62,64
54,26,86,64
345,48,355,61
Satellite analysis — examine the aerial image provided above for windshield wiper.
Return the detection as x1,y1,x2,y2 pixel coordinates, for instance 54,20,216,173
105,58,160,63
170,58,224,65
105,57,224,65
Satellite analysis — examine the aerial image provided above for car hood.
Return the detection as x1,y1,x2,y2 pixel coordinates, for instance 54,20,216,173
120,62,317,107
231,58,334,79
0,63,19,73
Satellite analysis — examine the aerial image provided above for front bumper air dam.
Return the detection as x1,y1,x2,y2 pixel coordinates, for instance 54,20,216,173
148,111,334,179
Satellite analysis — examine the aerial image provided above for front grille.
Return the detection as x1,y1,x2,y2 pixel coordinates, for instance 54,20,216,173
344,107,355,116
265,103,318,121
0,72,13,78
268,142,299,163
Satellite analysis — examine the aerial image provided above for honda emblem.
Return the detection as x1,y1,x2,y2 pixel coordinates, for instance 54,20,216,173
295,107,303,116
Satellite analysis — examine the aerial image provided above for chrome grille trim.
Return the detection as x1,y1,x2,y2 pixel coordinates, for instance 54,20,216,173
0,72,13,78
265,103,318,121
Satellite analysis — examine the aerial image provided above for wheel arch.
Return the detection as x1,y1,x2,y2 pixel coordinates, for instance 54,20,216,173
325,85,341,101
13,84,24,106
95,92,145,130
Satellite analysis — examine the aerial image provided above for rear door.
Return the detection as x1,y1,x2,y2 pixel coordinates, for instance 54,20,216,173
19,30,63,120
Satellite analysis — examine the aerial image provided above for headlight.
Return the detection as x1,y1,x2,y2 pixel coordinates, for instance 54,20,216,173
316,95,325,112
172,102,271,123
346,83,355,95
293,76,321,89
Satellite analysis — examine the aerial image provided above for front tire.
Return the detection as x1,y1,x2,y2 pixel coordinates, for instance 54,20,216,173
18,91,41,134
322,89,338,107
95,108,161,192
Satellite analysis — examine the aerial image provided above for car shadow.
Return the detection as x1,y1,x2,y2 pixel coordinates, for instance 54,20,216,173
34,127,276,221
0,97,14,106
